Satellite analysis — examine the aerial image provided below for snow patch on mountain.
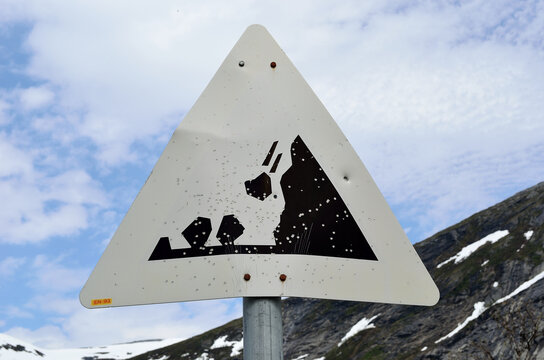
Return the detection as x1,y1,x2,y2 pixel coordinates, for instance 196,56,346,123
437,230,509,268
435,302,487,343
435,269,544,344
338,314,379,347
0,333,181,360
495,270,544,305
0,333,45,360
194,352,212,360
210,335,243,356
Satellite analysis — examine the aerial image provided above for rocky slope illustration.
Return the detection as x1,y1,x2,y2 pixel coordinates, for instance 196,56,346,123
148,136,376,261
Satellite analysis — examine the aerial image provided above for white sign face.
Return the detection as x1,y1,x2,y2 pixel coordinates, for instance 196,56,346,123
80,24,439,309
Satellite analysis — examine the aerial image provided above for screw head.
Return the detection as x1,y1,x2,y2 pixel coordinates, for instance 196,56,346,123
239,60,245,67
244,273,251,281
279,274,287,282
270,61,277,68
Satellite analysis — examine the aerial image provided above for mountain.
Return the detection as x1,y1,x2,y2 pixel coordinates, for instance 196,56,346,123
0,333,181,360
130,181,544,360
3,182,543,359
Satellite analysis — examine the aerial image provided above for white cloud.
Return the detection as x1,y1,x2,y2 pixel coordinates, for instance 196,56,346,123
29,255,89,293
0,133,108,244
293,3,544,232
26,294,81,316
0,134,34,177
3,305,34,319
0,0,30,22
5,0,539,239
18,0,247,165
0,174,106,244
0,98,11,125
19,86,54,111
45,170,106,206
9,299,242,349
7,325,67,349
0,256,26,277
31,115,78,145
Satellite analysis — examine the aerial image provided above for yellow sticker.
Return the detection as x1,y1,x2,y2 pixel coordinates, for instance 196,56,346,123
91,298,112,306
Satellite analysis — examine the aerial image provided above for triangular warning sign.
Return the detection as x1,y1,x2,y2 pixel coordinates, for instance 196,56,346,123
80,25,439,308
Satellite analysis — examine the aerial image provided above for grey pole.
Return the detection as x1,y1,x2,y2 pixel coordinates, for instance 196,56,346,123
243,297,283,360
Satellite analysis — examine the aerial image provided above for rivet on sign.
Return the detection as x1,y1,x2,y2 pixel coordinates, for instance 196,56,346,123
343,176,349,181
279,274,287,282
239,61,245,67
244,273,251,281
270,61,277,68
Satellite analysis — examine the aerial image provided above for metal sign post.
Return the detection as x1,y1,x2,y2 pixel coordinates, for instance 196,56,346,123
243,297,283,360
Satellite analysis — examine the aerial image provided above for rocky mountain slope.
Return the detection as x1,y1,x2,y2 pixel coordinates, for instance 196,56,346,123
132,182,544,360
3,182,543,360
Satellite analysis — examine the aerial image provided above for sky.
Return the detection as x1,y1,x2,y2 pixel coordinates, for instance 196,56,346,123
1,0,543,350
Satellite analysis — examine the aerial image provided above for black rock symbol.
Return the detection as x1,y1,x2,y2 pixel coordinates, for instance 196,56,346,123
244,141,282,201
245,172,272,200
216,215,245,246
182,217,212,249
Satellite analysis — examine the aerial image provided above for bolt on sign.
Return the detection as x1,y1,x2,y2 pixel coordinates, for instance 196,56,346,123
80,25,439,308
